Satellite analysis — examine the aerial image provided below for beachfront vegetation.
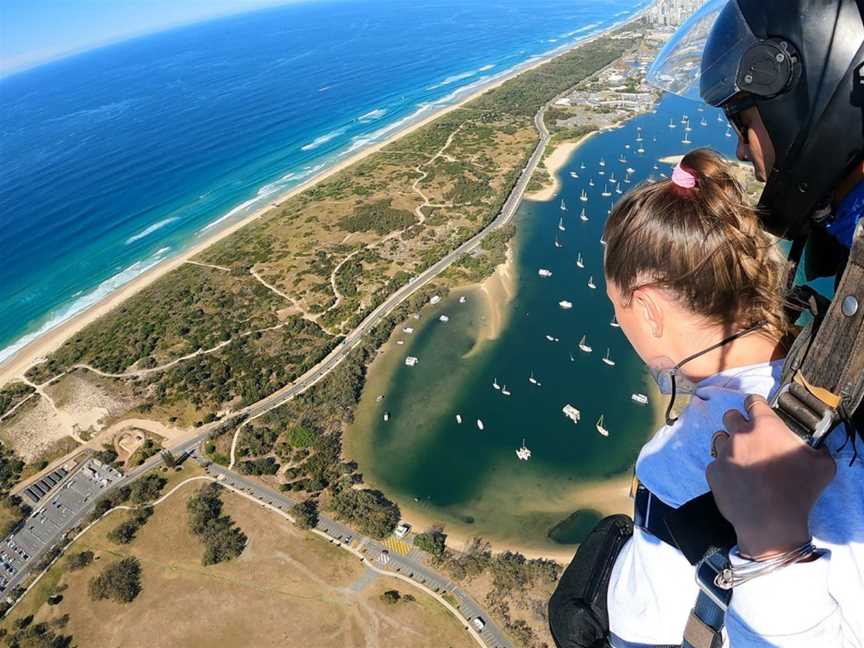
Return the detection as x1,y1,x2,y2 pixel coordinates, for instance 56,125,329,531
0,382,34,419
328,487,400,539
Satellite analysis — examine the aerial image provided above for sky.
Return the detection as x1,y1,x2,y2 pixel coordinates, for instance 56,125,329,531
0,0,307,76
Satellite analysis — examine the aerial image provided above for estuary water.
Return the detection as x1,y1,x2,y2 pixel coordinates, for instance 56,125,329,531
0,0,648,365
347,94,740,554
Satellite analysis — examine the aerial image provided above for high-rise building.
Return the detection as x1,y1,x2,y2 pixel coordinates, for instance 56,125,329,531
648,0,706,28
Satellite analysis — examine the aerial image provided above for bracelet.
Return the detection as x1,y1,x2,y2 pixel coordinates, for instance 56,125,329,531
714,542,824,590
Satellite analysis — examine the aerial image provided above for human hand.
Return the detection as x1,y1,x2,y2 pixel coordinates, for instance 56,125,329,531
706,394,837,559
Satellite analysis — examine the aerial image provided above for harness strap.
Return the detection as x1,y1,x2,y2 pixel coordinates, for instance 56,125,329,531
774,221,864,446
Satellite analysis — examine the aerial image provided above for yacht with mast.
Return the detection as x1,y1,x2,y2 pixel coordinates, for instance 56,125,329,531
554,234,563,248
516,439,532,461
477,419,485,431
570,171,579,179
601,184,612,197
579,208,588,222
635,127,643,142
578,335,593,353
609,171,617,183
569,352,575,362
493,378,501,390
610,317,620,328
587,276,596,289
596,415,609,437
576,252,584,268
615,182,622,194
560,198,567,211
501,385,511,396
558,217,566,231
602,348,615,366
668,118,676,128
580,189,589,202
529,371,541,386
588,177,595,187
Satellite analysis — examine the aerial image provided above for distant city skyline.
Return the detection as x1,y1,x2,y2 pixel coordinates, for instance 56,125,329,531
0,0,309,77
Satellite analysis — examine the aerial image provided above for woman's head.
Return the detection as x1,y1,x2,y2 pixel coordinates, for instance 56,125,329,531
603,148,789,366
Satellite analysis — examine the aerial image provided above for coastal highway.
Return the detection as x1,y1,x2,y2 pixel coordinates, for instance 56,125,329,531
3,104,550,642
229,103,551,426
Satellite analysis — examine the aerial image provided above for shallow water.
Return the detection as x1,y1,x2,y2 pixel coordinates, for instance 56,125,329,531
347,94,740,552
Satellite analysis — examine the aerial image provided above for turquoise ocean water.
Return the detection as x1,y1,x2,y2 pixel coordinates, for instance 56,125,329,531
0,0,649,364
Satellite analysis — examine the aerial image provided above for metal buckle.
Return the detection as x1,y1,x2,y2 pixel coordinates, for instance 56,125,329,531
695,550,732,611
770,382,838,448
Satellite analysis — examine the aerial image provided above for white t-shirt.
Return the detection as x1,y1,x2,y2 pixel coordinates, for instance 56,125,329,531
607,360,784,645
607,359,864,647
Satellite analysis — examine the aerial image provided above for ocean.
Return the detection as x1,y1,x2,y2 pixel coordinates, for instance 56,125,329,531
0,0,649,364
346,94,741,553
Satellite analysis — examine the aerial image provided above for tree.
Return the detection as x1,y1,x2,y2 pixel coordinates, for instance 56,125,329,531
186,483,247,565
67,551,94,571
328,488,400,539
380,589,401,605
160,450,176,468
129,474,166,504
290,498,319,530
88,557,142,603
414,529,447,559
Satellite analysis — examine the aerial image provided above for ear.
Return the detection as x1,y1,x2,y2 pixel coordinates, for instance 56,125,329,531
633,288,663,338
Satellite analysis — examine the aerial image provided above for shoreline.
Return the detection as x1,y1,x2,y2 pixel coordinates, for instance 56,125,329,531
524,133,599,202
0,8,652,388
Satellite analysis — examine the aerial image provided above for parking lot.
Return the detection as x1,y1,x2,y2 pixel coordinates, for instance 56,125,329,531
0,458,121,595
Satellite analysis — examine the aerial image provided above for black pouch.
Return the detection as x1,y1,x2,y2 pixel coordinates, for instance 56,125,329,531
548,514,633,648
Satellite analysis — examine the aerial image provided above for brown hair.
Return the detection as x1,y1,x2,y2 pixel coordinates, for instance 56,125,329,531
603,148,790,338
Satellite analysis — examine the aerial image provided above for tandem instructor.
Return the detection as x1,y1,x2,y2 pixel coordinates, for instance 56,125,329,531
549,1,864,647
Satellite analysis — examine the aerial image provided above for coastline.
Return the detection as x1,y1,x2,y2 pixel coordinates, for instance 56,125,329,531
524,133,598,202
0,8,652,388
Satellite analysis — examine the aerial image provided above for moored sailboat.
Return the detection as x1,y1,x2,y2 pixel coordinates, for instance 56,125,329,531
596,415,609,437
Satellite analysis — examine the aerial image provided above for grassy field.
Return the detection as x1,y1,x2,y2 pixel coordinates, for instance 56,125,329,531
2,466,475,648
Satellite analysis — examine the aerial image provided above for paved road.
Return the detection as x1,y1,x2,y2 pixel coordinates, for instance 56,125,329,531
3,104,551,642
203,460,514,648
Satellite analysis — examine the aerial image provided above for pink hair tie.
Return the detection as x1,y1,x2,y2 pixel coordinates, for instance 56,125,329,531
671,163,697,189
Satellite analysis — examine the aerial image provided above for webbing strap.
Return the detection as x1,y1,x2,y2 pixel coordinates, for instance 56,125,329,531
682,550,732,648
774,221,864,445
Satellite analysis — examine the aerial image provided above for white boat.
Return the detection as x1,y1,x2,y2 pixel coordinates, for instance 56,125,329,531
580,162,586,170
637,146,645,154
459,296,467,304
601,184,612,197
635,127,643,142
529,371,541,386
626,167,636,175
624,144,631,150
558,217,566,231
554,235,563,249
396,340,405,345
516,439,532,461
384,412,390,422
501,385,511,396
599,157,606,168
477,419,485,431
538,268,553,277
602,348,616,366
596,415,609,437
615,182,622,194
439,314,450,322
576,253,584,268
700,117,708,127
578,335,593,353
562,404,581,424
430,295,442,305
560,199,567,211
681,113,689,123
405,356,419,366
587,276,596,290
618,153,627,163
403,327,415,334
570,171,579,178
376,394,385,402
600,237,607,247
631,393,649,405
652,163,659,170
725,128,733,138
609,172,617,182
580,189,589,202
588,178,595,187
624,173,631,184
559,300,573,310
610,317,620,328
569,352,575,362
579,208,588,222
682,133,692,145
717,113,725,123
456,414,463,424
545,334,559,343
668,118,676,129
493,378,501,390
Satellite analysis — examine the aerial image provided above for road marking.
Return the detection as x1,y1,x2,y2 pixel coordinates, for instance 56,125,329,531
382,537,412,556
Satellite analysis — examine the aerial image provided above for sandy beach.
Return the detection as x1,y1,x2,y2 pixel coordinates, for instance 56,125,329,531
0,9,652,389
525,134,598,202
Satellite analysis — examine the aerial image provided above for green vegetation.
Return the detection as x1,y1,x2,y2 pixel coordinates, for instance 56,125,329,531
380,589,401,605
129,474,166,504
66,551,94,572
414,529,447,559
1,615,72,647
0,495,30,538
0,382,34,419
238,457,279,476
186,483,247,565
338,200,417,235
0,444,25,495
90,486,131,521
106,508,153,545
328,488,400,539
127,438,161,468
88,557,142,604
290,498,319,530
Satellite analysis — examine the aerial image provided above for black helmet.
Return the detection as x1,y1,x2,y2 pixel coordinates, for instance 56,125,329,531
650,0,864,241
